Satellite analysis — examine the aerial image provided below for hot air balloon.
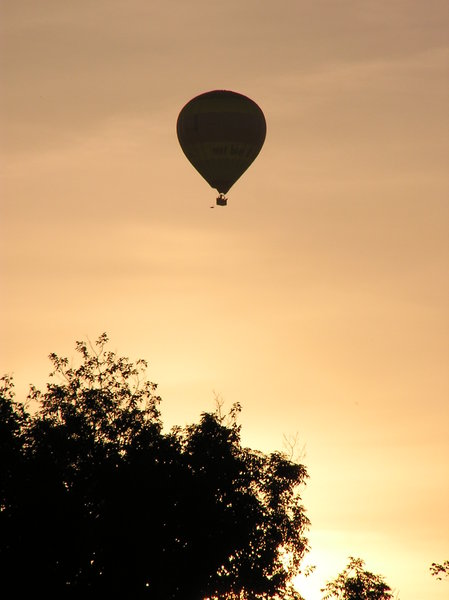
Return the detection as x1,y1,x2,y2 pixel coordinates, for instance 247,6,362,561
177,90,266,206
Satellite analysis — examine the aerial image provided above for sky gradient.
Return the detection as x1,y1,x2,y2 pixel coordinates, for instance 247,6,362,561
1,1,448,598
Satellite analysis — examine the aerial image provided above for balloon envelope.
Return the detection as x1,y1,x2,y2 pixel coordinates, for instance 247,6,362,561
177,90,266,196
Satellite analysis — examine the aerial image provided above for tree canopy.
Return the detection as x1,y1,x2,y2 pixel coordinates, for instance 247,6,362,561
321,557,394,600
0,334,309,598
430,560,449,581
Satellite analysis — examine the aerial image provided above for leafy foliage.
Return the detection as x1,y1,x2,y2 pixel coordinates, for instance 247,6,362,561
321,557,394,600
430,560,449,580
0,335,309,598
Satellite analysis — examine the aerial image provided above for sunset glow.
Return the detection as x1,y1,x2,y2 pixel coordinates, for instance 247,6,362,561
1,1,448,598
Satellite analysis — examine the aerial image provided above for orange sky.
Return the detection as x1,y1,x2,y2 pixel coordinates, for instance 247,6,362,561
1,1,448,598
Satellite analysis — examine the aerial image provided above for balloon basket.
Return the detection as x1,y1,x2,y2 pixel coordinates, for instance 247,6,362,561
216,194,228,206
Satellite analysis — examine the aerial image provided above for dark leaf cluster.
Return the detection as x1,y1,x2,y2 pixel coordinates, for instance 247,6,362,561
321,557,394,600
430,560,449,580
0,335,309,599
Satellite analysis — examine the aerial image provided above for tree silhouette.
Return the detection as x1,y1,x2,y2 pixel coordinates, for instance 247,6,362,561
430,560,449,580
321,557,394,600
0,334,309,598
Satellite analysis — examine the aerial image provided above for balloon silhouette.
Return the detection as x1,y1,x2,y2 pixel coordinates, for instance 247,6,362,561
177,90,266,206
